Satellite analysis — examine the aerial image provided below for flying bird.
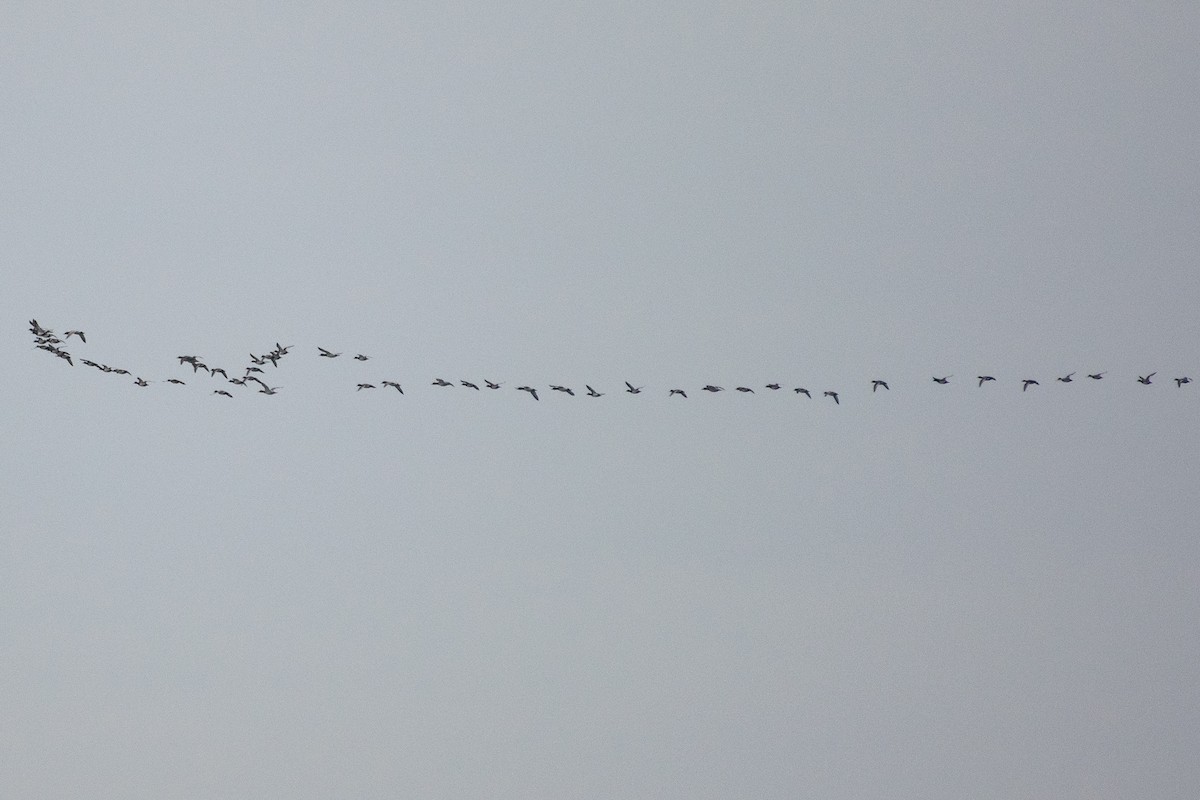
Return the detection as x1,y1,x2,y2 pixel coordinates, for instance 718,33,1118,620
461,381,481,390
432,378,454,387
1137,373,1156,385
735,387,755,393
1057,372,1075,383
824,391,839,404
669,389,687,398
64,330,86,342
550,385,575,396
134,378,149,387
356,383,376,391
1087,372,1105,380
585,385,603,397
382,380,404,393
214,389,233,397
765,383,781,391
702,385,724,392
485,380,503,389
932,376,951,384
166,378,185,385
871,380,889,392
318,347,341,358
978,376,996,387
625,382,643,394
354,354,370,361
794,387,811,398
1175,377,1191,387
517,385,539,400
1022,379,1039,391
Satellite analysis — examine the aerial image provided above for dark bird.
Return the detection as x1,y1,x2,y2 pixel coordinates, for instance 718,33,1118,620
669,389,687,398
461,381,480,390
978,375,996,387
702,385,724,392
765,383,781,391
354,354,370,361
318,347,341,358
64,330,86,342
80,359,99,369
229,377,248,386
245,375,270,391
209,367,228,380
382,381,404,393
550,385,574,396
1057,372,1075,383
166,378,186,385
1087,372,1105,380
824,391,839,404
1175,377,1191,387
432,378,454,387
1022,379,1039,391
1137,373,1156,385
111,368,130,375
517,385,539,400
258,386,280,395
356,383,376,391
214,389,233,397
625,381,643,394
586,385,603,397
932,376,951,384
871,380,889,392
794,387,811,398
735,387,755,393
134,377,149,387
249,353,267,366
245,366,264,375
485,380,503,390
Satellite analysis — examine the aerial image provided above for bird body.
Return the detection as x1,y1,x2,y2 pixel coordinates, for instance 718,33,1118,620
1175,377,1192,387
871,380,889,392
932,376,951,384
356,383,376,391
461,381,480,390
978,376,996,386
702,385,724,392
517,385,539,400
1022,379,1039,391
625,381,643,394
824,391,839,404
586,385,603,397
550,385,574,396
794,387,811,397
1138,373,1156,385
669,389,687,398
1057,372,1075,383
736,387,755,393
382,381,404,393
1088,372,1105,380
318,347,340,358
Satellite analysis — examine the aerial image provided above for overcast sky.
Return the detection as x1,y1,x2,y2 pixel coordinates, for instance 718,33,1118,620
4,3,1200,798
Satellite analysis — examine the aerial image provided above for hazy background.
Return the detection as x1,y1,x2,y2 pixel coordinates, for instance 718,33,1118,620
4,3,1199,797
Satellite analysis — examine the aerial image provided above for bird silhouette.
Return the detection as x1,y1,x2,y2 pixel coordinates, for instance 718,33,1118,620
1137,373,1156,385
765,383,781,390
1022,379,1039,391
432,378,453,387
356,383,376,391
794,387,811,398
736,386,755,393
485,380,503,389
702,385,724,392
382,381,404,393
586,385,603,397
517,385,539,400
214,389,233,397
978,376,996,387
550,385,575,396
932,376,951,384
669,389,687,398
461,381,480,390
871,380,889,392
625,381,643,394
824,391,839,404
1057,372,1075,383
1175,377,1191,387
64,330,86,342
354,354,370,361
318,347,341,358
1087,372,1105,380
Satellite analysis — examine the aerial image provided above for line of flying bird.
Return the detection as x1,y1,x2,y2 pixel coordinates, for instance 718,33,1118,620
28,319,1195,401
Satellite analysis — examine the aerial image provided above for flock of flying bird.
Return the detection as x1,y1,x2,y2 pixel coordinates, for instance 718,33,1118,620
29,319,1196,402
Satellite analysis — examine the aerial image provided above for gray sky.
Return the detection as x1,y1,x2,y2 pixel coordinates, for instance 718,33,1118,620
5,3,1200,797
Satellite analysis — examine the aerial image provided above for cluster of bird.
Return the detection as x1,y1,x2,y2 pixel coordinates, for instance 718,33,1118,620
29,318,1195,402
